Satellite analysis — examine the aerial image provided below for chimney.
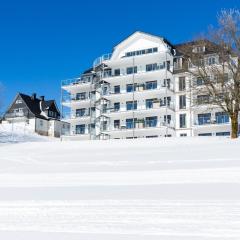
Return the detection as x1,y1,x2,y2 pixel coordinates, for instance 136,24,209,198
40,96,45,101
31,93,37,100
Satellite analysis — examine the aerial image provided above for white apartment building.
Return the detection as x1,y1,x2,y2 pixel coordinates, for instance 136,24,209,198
61,31,233,140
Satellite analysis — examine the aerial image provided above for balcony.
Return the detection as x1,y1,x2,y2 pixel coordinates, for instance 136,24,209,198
102,120,174,132
61,76,92,89
93,53,112,67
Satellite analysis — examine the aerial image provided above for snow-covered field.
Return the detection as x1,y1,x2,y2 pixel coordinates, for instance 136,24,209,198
0,133,240,239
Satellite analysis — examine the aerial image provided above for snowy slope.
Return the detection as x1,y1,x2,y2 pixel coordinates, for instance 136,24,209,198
0,138,240,239
0,123,52,143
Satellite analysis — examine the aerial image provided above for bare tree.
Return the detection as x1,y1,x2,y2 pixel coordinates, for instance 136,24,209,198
177,9,240,138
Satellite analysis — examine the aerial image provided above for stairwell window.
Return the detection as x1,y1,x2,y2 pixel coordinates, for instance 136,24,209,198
179,77,186,91
179,114,186,128
127,66,137,75
179,95,186,109
126,101,137,111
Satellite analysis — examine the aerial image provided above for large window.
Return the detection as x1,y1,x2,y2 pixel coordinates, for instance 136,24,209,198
198,113,211,125
215,112,229,124
179,77,186,91
125,47,158,57
126,84,137,92
164,115,172,124
126,101,137,111
146,99,154,109
179,114,186,128
126,118,137,129
145,116,158,127
76,92,86,100
197,95,210,105
146,81,157,90
76,124,85,134
146,63,158,72
114,120,120,129
126,66,137,75
114,102,120,112
216,132,230,136
114,85,120,94
76,108,86,117
179,95,186,109
114,69,120,76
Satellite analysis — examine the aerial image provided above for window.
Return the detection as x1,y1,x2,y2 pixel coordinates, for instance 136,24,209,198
76,108,87,117
146,81,157,90
174,58,182,70
126,84,137,92
208,57,215,65
164,115,171,124
126,101,137,111
146,135,158,138
76,124,85,134
179,77,186,91
127,66,137,75
125,48,158,58
146,99,154,109
76,92,86,100
103,86,108,95
197,95,210,105
16,99,22,104
40,120,43,127
163,79,170,88
145,116,157,127
198,133,212,136
215,112,229,124
198,113,211,125
216,132,230,136
102,104,108,113
114,120,120,129
196,77,204,86
146,63,158,72
179,114,186,128
114,102,120,112
179,95,186,109
160,97,171,107
114,69,120,76
114,85,120,94
126,118,136,129
180,133,187,137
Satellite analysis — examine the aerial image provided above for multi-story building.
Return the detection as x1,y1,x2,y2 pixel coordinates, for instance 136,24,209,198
61,31,233,140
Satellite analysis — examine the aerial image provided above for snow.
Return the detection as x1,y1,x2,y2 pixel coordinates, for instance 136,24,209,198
0,136,240,239
0,123,52,143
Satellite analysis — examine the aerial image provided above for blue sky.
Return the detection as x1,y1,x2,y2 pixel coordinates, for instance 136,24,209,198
0,0,239,111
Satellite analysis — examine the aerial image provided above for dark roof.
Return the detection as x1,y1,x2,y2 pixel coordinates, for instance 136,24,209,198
83,67,93,74
19,93,59,120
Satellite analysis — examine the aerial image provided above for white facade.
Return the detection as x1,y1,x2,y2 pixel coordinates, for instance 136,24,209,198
61,32,233,140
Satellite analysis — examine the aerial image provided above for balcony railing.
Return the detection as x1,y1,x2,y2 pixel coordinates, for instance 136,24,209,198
62,77,92,87
93,53,112,67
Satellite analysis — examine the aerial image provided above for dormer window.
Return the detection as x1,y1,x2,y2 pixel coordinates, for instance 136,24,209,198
193,45,205,53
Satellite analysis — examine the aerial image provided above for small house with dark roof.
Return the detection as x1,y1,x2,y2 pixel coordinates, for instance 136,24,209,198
3,92,70,137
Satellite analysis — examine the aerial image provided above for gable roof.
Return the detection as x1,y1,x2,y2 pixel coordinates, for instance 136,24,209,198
17,93,60,120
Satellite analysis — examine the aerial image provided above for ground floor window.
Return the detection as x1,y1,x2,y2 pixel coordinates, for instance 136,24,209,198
180,133,187,137
179,114,186,128
216,132,230,136
146,135,158,138
198,133,212,136
198,113,211,125
76,124,85,134
215,112,229,124
145,116,158,127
